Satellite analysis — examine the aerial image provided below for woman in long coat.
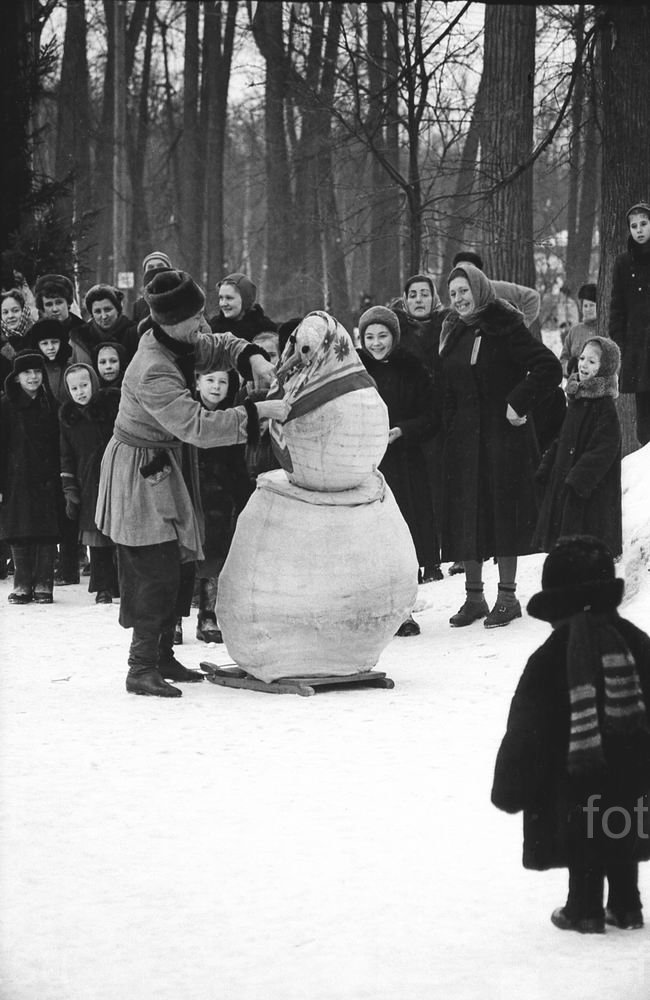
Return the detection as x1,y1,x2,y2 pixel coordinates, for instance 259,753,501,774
439,263,562,628
358,305,439,634
0,350,62,601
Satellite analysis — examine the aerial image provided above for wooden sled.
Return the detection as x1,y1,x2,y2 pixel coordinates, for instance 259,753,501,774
200,661,395,697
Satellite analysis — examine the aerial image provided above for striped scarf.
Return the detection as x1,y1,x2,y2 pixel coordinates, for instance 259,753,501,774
567,612,648,776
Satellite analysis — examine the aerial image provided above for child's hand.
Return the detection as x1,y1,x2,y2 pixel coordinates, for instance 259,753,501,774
388,427,403,444
256,399,290,423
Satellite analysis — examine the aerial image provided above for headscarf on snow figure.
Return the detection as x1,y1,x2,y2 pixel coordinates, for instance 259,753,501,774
268,311,377,474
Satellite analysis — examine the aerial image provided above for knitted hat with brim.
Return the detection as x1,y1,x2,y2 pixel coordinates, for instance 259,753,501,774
142,250,172,274
12,350,46,376
527,535,624,623
34,273,74,306
85,284,123,315
358,305,400,348
218,272,257,313
578,282,597,303
144,269,205,326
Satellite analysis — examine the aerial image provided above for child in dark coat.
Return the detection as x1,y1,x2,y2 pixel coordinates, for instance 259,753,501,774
608,201,650,445
357,305,440,636
194,367,254,642
533,336,622,558
492,536,650,933
59,363,120,603
0,350,62,603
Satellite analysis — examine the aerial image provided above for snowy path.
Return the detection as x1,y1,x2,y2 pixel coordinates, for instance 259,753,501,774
1,544,649,1000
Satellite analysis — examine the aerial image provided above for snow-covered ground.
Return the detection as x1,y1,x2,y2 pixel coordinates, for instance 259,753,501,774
1,447,649,1000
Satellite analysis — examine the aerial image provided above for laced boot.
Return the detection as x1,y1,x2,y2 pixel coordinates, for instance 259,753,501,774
449,585,489,627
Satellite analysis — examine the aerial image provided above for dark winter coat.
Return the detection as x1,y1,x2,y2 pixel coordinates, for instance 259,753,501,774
59,389,121,534
195,369,253,576
608,237,650,392
66,313,99,368
0,375,62,543
209,303,277,342
491,616,650,871
84,315,139,364
438,300,562,562
533,391,622,557
359,346,440,566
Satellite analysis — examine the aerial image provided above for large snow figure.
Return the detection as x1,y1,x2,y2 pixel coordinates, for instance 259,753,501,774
217,312,418,681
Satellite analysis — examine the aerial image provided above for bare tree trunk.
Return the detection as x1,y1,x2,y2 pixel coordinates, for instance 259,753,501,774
597,4,650,456
476,4,536,286
564,6,585,297
251,1,295,317
180,0,201,277
203,1,237,295
55,0,92,279
129,0,156,276
112,0,129,295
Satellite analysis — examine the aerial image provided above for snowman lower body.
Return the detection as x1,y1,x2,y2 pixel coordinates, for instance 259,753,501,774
216,470,418,682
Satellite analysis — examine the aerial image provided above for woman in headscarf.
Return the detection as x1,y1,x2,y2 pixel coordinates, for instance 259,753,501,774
439,262,562,628
208,272,277,343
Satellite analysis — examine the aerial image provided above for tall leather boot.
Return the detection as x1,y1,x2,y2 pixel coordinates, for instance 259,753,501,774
196,578,223,643
158,627,204,683
126,630,182,697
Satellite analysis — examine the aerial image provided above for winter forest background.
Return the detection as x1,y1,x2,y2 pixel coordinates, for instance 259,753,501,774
1,1,649,353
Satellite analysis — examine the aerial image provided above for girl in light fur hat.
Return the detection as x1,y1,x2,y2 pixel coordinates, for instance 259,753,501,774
533,337,622,557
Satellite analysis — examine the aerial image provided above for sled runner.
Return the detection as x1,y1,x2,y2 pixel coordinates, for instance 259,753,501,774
200,661,394,697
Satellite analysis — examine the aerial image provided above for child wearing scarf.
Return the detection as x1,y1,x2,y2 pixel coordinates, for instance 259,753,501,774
533,337,622,558
491,535,650,933
59,363,120,603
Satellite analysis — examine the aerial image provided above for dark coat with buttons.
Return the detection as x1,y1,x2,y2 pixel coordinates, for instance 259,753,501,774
608,237,650,392
0,375,62,543
59,389,121,534
491,615,650,871
532,388,622,557
438,301,562,562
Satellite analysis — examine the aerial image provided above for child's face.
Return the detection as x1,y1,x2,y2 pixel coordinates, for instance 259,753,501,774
16,368,43,397
2,297,23,330
628,212,650,245
91,298,119,331
406,281,433,318
197,371,230,408
41,296,70,321
363,323,394,361
38,337,61,362
219,283,244,320
66,369,93,406
578,343,602,380
96,346,121,382
581,299,597,322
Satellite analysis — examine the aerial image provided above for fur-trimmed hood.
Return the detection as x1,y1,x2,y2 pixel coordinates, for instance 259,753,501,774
439,298,525,356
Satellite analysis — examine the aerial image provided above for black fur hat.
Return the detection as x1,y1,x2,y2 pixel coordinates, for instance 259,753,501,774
144,269,205,326
527,535,624,623
12,349,46,376
578,282,597,303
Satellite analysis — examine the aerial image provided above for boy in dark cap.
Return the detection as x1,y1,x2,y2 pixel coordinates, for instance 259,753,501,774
492,536,650,934
131,250,173,325
560,282,602,377
609,201,650,445
95,269,286,697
